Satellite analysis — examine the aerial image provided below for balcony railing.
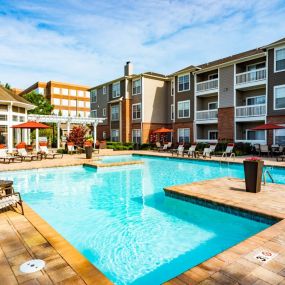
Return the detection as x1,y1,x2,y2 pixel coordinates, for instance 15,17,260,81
196,109,218,121
235,104,266,118
196,79,218,93
236,68,266,85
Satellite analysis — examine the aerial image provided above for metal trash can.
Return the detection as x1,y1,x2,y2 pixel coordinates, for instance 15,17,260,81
85,146,92,159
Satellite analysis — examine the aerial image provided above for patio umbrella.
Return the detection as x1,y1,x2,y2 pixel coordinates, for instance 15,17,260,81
251,123,285,145
250,123,285,131
12,121,50,152
153,127,174,133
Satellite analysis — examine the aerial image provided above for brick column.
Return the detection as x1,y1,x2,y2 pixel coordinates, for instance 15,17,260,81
218,107,234,142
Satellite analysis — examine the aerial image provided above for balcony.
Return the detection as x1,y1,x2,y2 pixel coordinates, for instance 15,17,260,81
235,104,266,121
235,68,266,89
196,109,218,123
196,79,219,95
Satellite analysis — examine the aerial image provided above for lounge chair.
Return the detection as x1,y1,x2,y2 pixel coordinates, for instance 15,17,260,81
39,145,63,159
0,192,24,215
17,148,40,161
186,145,197,157
171,145,184,156
222,144,235,159
0,149,22,163
67,144,77,154
203,145,217,159
271,145,283,156
155,142,161,151
276,154,285,162
158,144,168,152
260,145,270,157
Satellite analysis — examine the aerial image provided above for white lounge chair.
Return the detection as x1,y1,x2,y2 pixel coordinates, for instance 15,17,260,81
39,145,63,159
187,145,197,157
203,144,217,158
172,145,184,156
17,148,40,161
0,192,24,214
222,144,235,159
158,144,168,152
0,149,21,163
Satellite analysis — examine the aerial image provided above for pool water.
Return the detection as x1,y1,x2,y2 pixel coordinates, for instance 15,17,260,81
0,155,281,285
98,154,140,163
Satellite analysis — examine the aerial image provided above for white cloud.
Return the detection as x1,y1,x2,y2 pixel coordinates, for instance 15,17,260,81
0,0,284,89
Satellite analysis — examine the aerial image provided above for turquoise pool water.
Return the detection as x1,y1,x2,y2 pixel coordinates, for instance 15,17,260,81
0,155,281,285
98,154,140,163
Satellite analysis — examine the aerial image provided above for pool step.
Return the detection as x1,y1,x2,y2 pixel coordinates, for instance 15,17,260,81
84,160,144,169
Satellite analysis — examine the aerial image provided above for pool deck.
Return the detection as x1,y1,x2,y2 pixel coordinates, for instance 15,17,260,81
1,150,285,284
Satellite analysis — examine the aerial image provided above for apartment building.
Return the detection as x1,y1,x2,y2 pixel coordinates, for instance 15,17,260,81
20,81,91,117
90,37,285,145
89,62,170,143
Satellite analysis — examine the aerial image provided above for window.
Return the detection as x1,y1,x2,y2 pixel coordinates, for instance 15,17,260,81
208,73,218,80
53,109,59,115
171,104,174,120
85,102,90,108
78,111,84,117
103,108,106,116
70,100,76,107
0,125,7,145
208,130,218,140
112,82,120,98
53,87,60,94
171,80,174,96
86,111,90,117
177,100,190,118
91,110,97,118
19,116,25,122
274,85,285,110
246,62,265,71
208,102,218,110
132,103,141,120
246,130,265,141
103,131,107,139
62,88,68,95
53,98,60,105
0,115,7,121
78,101,84,107
103,86,107,95
85,91,90,98
78,90,84,97
132,129,141,143
62,110,69,116
274,127,285,145
177,128,190,143
178,74,190,92
275,47,285,72
70,89,76,96
246,95,266,106
91,89,97,103
111,105,119,121
111,129,119,142
62,99,68,106
13,115,18,121
70,111,76,117
132,79,141,95
36,87,45,95
0,105,8,111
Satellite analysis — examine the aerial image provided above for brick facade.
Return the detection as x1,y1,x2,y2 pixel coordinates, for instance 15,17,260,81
172,122,194,144
218,107,234,142
267,116,285,145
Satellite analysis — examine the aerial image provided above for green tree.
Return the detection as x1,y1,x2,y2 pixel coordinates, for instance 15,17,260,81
4,83,11,90
23,91,54,115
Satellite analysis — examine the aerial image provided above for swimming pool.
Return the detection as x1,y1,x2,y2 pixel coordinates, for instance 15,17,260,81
1,155,282,285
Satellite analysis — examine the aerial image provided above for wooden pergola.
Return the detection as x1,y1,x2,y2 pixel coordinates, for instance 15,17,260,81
27,114,105,149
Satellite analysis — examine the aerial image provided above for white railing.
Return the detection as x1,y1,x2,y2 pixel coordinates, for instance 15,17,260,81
196,79,218,93
235,104,266,117
236,68,266,85
196,109,218,120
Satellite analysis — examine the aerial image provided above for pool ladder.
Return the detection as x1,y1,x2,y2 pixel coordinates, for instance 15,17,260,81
262,168,274,185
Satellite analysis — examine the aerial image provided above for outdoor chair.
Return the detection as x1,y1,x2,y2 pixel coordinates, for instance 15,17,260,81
67,144,77,154
202,145,217,159
254,144,261,156
260,145,270,157
186,145,197,157
17,148,40,161
158,144,168,152
222,144,235,159
0,192,24,215
39,145,63,159
171,145,184,156
271,145,283,156
155,142,161,151
0,149,22,163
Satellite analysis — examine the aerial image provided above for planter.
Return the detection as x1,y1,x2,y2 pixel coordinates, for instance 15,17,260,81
85,146,92,159
243,160,264,193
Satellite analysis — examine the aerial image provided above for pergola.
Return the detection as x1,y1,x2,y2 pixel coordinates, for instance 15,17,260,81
27,114,105,149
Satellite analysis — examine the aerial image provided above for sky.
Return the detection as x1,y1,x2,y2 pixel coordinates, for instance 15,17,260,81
0,0,285,89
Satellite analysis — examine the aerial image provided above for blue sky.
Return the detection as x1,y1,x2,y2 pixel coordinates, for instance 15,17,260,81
0,0,285,89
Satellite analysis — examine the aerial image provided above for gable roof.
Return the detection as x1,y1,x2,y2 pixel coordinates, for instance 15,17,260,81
0,85,35,109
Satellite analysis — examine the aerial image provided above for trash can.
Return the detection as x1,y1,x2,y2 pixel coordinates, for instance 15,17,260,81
85,146,92,159
243,159,264,193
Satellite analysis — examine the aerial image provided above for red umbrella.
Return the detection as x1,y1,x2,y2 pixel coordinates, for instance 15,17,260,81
11,121,49,129
251,123,285,131
153,127,174,133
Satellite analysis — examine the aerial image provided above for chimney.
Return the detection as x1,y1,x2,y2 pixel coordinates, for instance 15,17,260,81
124,61,133,76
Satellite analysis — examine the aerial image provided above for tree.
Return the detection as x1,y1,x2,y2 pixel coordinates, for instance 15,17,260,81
66,126,88,147
4,83,11,90
23,91,54,115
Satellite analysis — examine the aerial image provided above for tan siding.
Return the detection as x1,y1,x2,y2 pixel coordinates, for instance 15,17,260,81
219,65,234,108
